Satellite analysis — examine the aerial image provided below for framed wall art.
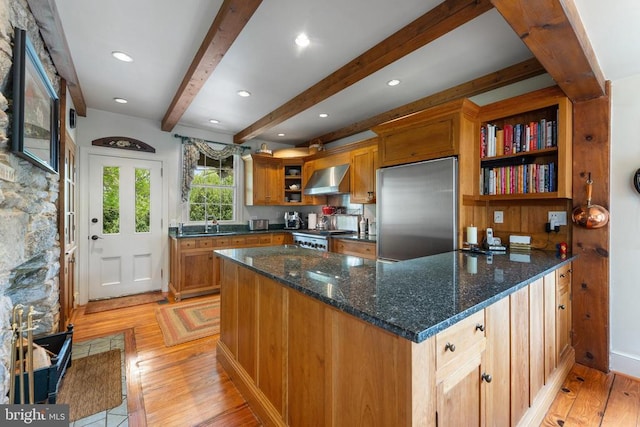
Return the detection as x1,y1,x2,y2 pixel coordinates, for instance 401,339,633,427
12,27,60,174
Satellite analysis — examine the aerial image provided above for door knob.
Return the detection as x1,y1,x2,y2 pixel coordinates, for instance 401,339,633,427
91,235,103,240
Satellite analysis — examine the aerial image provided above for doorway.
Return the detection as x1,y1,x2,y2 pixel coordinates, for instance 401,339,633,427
87,154,163,300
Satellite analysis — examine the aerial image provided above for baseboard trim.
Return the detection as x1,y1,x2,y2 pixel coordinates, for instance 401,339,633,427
610,351,640,379
216,341,285,426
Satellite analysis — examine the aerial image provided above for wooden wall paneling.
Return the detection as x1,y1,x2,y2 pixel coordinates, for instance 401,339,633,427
330,308,413,426
237,267,258,381
510,287,530,425
543,272,557,382
410,339,437,426
571,83,610,372
530,278,545,403
287,290,328,426
256,275,287,415
220,260,239,357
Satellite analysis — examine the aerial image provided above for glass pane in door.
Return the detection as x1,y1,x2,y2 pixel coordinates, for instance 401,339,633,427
103,166,120,234
135,168,151,233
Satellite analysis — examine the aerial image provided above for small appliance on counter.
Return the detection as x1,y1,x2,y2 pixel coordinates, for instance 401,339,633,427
308,213,318,230
284,211,302,229
248,219,269,231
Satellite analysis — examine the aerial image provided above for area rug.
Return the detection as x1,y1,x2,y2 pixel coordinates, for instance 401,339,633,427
155,299,220,347
85,291,166,314
57,348,123,421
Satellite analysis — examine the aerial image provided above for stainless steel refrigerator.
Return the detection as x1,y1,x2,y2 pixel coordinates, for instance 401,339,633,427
376,157,457,261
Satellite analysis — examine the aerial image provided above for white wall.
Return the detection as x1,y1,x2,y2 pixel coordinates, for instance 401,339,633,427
610,73,640,377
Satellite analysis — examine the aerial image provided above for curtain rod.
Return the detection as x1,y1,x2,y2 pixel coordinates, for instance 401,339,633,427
173,133,251,150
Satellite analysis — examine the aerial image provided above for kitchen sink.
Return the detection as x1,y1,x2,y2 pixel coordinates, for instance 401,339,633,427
180,231,236,237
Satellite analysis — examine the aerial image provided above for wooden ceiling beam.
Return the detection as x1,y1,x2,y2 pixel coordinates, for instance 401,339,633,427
161,0,262,132
233,0,494,143
490,0,605,102
302,57,547,146
28,0,87,116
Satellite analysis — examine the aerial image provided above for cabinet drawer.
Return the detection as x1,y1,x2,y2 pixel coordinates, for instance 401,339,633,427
436,310,485,371
556,263,571,287
197,239,214,248
333,240,376,260
272,234,286,245
215,238,230,247
259,235,272,244
180,239,197,249
232,237,247,246
245,236,261,245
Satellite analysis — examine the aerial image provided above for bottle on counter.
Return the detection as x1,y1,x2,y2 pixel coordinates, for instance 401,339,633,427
359,218,368,235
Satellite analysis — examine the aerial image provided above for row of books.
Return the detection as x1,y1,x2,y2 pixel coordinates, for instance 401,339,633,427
480,119,557,158
480,162,556,196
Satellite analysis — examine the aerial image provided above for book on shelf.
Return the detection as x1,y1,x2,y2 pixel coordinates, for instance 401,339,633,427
481,118,558,158
480,162,557,196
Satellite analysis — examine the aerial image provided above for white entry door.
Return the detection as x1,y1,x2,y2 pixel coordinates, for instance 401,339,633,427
88,154,163,299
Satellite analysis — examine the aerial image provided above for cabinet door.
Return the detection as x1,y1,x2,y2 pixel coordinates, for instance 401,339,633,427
510,287,530,425
529,278,545,403
266,160,284,204
350,146,376,203
436,352,485,427
543,272,557,382
180,250,219,293
246,156,283,205
484,297,510,426
556,264,572,362
332,239,376,260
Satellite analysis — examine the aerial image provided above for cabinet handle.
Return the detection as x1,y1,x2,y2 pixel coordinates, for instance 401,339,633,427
444,342,456,352
475,324,485,332
482,373,493,383
559,304,566,310
559,273,566,278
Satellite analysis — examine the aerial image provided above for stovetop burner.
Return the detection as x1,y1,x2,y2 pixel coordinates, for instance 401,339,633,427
293,229,355,236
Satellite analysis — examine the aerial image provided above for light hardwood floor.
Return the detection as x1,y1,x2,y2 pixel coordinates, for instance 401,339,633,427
70,295,639,427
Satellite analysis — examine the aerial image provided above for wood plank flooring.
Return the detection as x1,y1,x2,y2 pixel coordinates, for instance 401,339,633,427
69,294,260,427
70,295,639,427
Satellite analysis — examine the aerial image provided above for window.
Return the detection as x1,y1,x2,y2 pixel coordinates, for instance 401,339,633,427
188,153,236,222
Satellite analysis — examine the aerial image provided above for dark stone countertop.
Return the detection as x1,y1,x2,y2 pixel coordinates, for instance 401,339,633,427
215,246,575,343
168,226,286,238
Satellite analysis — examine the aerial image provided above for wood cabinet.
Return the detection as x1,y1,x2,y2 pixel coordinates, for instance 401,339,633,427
476,86,572,200
373,99,479,168
556,262,572,362
169,232,292,301
217,259,575,427
283,159,305,205
350,141,378,203
243,154,284,205
331,238,376,260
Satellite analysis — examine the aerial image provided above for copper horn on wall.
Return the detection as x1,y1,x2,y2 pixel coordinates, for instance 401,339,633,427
572,172,610,229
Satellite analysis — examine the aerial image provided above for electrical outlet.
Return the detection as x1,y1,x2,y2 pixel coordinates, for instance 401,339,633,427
548,211,567,226
494,211,504,224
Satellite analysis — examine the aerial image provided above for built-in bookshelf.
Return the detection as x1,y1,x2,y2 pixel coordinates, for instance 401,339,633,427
477,87,572,200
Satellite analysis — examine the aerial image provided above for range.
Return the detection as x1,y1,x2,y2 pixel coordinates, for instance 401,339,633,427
292,230,354,252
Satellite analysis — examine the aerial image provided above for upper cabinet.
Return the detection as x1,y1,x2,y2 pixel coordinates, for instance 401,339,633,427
350,140,378,204
476,86,572,200
373,99,479,168
243,154,284,205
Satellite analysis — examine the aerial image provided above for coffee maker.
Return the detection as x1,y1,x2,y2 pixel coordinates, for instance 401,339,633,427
284,211,302,229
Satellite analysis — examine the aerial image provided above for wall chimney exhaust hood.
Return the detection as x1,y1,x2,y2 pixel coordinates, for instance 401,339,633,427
304,164,350,195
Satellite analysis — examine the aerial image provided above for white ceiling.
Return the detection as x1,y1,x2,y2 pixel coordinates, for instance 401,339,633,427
53,0,640,145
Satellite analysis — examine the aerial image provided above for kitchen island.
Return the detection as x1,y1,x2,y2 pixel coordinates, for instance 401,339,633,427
215,246,576,426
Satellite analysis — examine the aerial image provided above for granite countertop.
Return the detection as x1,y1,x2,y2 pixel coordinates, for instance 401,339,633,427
169,227,285,238
215,246,575,343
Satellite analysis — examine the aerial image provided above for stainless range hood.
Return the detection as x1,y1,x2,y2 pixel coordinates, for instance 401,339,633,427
303,164,350,195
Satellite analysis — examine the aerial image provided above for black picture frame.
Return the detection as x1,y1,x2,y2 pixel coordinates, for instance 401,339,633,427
11,27,59,174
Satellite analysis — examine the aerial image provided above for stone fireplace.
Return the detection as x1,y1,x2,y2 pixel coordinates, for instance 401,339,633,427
0,0,62,403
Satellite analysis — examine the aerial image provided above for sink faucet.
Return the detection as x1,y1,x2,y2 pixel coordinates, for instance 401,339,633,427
205,214,219,233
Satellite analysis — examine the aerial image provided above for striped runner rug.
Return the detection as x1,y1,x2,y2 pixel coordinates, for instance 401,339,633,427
155,298,220,347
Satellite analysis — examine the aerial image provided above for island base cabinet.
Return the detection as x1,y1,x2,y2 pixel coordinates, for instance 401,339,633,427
216,259,575,427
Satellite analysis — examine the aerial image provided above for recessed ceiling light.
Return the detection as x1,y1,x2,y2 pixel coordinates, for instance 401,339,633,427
209,119,220,124
387,79,401,87
277,133,285,137
237,90,251,97
111,51,133,62
319,113,329,118
113,97,128,104
295,33,310,47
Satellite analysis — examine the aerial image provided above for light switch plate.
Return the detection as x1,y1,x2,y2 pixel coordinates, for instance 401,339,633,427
493,211,504,223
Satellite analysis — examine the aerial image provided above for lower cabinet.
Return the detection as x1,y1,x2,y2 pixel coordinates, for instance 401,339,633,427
331,238,376,260
217,259,574,427
169,232,292,301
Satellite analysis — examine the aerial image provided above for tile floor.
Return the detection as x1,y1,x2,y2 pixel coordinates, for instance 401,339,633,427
68,333,128,427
